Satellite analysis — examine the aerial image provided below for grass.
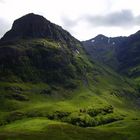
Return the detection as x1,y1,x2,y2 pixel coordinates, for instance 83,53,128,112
0,19,140,139
0,40,139,139
0,118,62,132
0,78,140,139
0,118,140,140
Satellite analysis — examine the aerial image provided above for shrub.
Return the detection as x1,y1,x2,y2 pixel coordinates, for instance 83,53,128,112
95,114,123,125
87,105,113,117
47,111,71,120
64,112,98,127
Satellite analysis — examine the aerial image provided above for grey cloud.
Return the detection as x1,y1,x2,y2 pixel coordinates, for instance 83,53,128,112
135,15,140,24
0,0,5,3
85,10,135,27
61,16,78,28
61,10,140,28
0,17,10,38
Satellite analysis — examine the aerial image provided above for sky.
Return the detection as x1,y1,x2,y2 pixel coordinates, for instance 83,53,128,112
0,0,140,40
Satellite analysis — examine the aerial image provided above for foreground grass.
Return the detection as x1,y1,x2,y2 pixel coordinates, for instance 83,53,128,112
0,118,140,140
0,64,139,140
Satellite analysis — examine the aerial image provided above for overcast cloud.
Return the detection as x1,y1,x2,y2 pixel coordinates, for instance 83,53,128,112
0,17,10,37
85,10,138,27
62,10,140,28
0,0,140,40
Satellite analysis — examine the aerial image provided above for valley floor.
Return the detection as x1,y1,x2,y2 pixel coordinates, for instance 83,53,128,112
0,118,140,140
0,75,140,140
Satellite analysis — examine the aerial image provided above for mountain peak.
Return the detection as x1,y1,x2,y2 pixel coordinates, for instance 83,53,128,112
94,34,108,40
1,13,49,41
13,13,46,23
0,13,75,43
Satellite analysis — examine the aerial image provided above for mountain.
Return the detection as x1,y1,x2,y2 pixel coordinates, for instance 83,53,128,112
82,35,126,69
0,13,91,87
83,32,140,78
1,13,78,44
83,34,125,48
117,31,140,79
83,32,140,91
0,14,140,140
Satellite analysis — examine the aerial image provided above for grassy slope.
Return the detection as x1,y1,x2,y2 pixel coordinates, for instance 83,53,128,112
0,39,140,139
0,119,140,140
0,63,140,140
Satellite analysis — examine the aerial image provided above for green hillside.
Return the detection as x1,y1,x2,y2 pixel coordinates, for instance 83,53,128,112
0,13,140,140
0,69,140,140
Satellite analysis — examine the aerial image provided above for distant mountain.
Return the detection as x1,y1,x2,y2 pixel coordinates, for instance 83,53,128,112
82,32,140,85
83,34,125,48
117,31,140,79
82,34,126,69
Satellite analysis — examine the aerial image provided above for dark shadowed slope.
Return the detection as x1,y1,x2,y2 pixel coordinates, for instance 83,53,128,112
82,35,126,69
82,32,140,79
117,31,140,78
83,32,140,93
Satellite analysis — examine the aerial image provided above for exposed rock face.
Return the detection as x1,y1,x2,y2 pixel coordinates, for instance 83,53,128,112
1,13,77,43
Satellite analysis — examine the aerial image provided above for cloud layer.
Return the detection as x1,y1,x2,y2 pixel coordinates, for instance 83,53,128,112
1,0,140,40
84,10,140,27
0,0,5,3
62,10,140,28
